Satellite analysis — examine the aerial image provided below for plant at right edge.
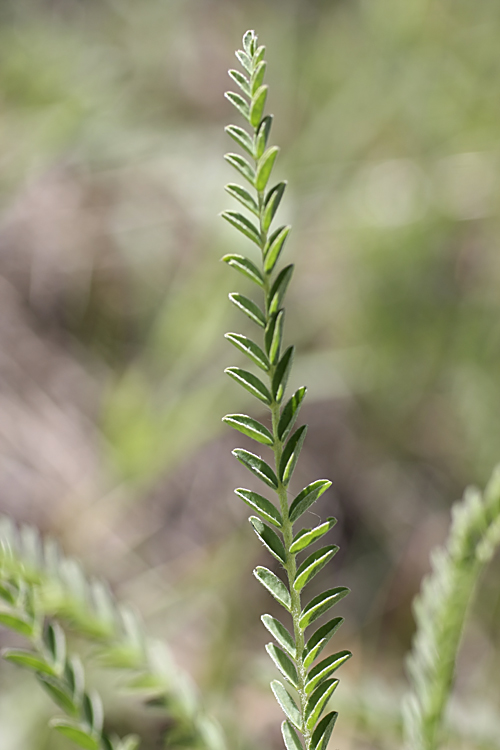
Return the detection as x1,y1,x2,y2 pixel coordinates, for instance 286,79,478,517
220,30,351,750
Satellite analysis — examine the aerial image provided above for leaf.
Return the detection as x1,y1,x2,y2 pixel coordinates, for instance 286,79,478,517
235,49,252,74
225,367,271,405
249,517,286,564
278,387,307,442
251,61,267,96
256,146,280,192
222,254,264,287
229,293,266,327
310,712,338,750
304,679,339,731
223,414,274,445
225,126,255,157
44,621,66,671
255,115,273,159
221,210,260,245
265,643,299,688
294,546,339,592
235,489,282,527
225,184,258,215
225,333,270,371
228,69,251,96
281,721,303,750
232,449,278,489
303,618,344,670
279,426,307,486
272,346,294,403
0,611,34,637
264,226,291,274
289,480,332,524
3,648,56,676
250,85,268,128
268,263,294,315
253,567,291,611
50,721,99,750
268,309,284,366
254,45,266,65
263,182,287,233
0,582,16,605
290,518,338,554
224,154,256,186
83,691,103,734
299,587,350,630
225,91,250,121
38,674,78,715
271,680,302,730
242,30,256,56
305,651,352,695
261,614,295,658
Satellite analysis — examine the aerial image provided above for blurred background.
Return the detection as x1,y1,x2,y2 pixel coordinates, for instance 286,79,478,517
1,0,500,747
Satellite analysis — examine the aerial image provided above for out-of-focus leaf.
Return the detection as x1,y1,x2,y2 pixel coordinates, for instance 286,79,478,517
255,115,273,159
225,91,250,120
221,210,260,245
256,146,279,192
235,50,252,73
250,85,268,128
224,154,255,185
225,183,258,214
50,721,99,750
0,611,34,637
228,69,251,96
3,648,55,676
251,61,267,95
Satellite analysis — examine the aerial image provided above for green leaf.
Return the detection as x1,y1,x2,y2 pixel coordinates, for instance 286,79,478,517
3,648,56,676
251,61,267,95
303,617,344,670
83,691,103,734
235,50,252,74
221,210,260,245
278,387,307,442
305,651,352,695
289,480,332,524
0,611,34,637
225,126,255,157
264,226,291,274
253,567,291,611
256,146,279,192
279,426,307,486
261,614,295,658
225,367,272,404
265,311,279,357
272,346,294,403
225,333,270,371
225,91,250,120
228,69,251,96
224,154,256,186
38,674,78,715
65,656,84,701
44,621,66,671
310,712,338,750
268,263,294,315
304,679,339,731
290,518,337,554
50,721,99,750
225,184,258,214
263,182,287,233
223,414,273,445
271,680,302,730
250,85,268,128
235,489,282,527
242,30,256,56
294,546,339,592
222,254,264,287
249,517,286,564
0,582,16,605
232,449,278,489
229,293,266,327
255,115,273,159
282,721,303,750
268,309,284,365
266,643,299,688
254,45,266,66
299,588,350,630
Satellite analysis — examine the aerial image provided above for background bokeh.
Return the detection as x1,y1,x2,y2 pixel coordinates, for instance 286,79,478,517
1,0,500,748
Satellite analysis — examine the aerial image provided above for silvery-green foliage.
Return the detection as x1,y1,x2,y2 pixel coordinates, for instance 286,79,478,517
403,467,500,750
0,516,224,750
222,30,351,750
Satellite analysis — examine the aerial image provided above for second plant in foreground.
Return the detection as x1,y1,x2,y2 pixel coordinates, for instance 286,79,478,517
221,30,351,750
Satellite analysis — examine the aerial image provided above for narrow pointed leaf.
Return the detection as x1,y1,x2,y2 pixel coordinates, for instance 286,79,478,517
235,489,282,528
264,226,291,274
290,518,337,554
265,311,279,356
250,85,268,128
229,293,266,327
261,615,296,658
225,367,271,404
303,618,344,670
299,588,350,630
272,346,294,403
268,309,284,365
225,184,258,214
0,612,34,637
3,649,55,676
294,545,339,592
225,125,254,157
256,146,279,192
250,517,286,564
269,263,294,314
311,712,338,750
221,210,260,245
225,333,270,371
222,254,264,287
271,680,302,730
228,69,251,96
305,651,352,695
223,414,273,445
263,182,287,233
235,49,252,73
225,91,250,121
279,425,307,486
50,721,99,750
255,115,273,159
232,449,278,488
38,675,78,715
242,30,255,56
251,61,267,95
289,480,332,524
266,644,299,688
278,387,307,442
254,567,291,611
224,154,256,186
304,679,339,731
281,721,303,750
